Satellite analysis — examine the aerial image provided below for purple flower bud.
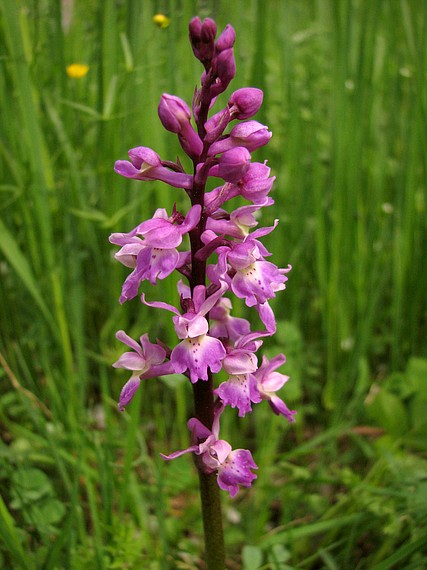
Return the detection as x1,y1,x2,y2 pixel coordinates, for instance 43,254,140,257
215,24,236,52
129,146,160,167
211,49,236,96
230,121,271,149
204,108,232,144
208,121,272,155
189,17,217,66
114,146,194,189
201,18,217,42
239,161,275,203
229,87,264,120
158,94,191,133
188,16,202,41
208,147,251,183
158,94,204,159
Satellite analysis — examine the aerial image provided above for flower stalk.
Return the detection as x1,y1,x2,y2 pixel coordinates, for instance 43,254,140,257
110,16,295,568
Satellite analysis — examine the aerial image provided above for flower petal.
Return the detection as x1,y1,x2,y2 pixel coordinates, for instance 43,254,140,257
216,375,253,417
115,330,143,354
217,449,257,497
112,352,146,371
140,334,166,365
119,377,141,411
269,395,297,422
141,293,180,315
160,445,199,460
171,335,226,383
210,439,232,464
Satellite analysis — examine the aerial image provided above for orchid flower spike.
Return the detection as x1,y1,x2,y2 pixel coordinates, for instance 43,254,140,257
110,17,295,502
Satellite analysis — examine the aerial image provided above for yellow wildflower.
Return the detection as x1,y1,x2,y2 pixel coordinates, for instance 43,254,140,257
66,63,89,79
153,14,171,29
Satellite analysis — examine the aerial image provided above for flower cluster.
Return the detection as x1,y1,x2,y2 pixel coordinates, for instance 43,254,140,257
111,17,295,497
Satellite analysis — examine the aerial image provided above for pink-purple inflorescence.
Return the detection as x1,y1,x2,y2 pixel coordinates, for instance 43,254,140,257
110,16,296,497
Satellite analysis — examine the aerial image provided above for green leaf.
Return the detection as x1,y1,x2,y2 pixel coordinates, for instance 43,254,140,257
366,387,409,437
242,545,263,570
0,218,57,336
406,358,427,430
0,493,33,569
371,535,427,570
261,515,361,547
11,468,53,508
267,544,292,568
26,500,66,535
406,358,427,391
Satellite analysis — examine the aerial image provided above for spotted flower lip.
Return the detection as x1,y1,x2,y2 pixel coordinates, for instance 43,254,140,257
231,258,290,307
161,405,258,497
207,234,291,308
141,281,229,383
215,374,257,417
171,335,226,383
214,328,275,417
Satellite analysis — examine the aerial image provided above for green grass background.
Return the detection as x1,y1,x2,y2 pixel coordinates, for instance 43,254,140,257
0,0,426,568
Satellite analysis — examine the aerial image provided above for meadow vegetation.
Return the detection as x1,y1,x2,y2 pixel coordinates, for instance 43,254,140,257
0,0,426,568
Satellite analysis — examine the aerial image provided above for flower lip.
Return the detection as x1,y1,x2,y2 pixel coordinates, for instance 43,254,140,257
161,406,258,496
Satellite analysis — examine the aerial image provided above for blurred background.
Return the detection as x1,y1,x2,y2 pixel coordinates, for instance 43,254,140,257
0,0,426,568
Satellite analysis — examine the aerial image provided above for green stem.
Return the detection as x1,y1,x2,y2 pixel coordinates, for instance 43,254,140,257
198,470,226,569
191,372,225,568
185,48,226,566
189,127,226,570
190,218,226,567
